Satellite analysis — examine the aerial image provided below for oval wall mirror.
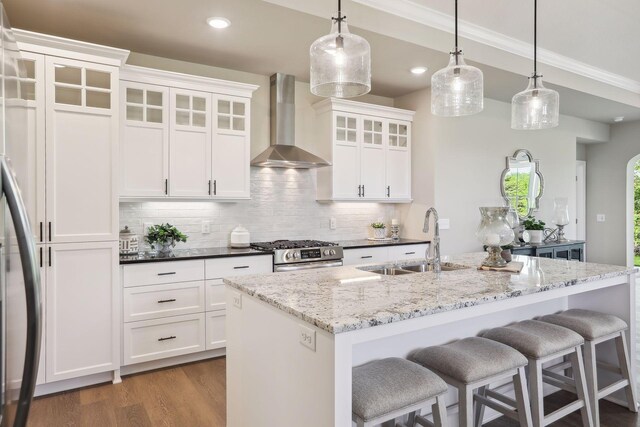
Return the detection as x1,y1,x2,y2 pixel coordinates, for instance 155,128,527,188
500,149,544,218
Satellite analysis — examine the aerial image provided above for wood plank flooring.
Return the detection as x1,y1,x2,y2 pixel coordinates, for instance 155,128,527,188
27,357,226,427
26,357,640,426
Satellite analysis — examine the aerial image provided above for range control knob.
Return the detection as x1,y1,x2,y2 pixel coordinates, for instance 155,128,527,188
284,251,293,260
323,249,331,256
329,249,336,256
292,251,299,259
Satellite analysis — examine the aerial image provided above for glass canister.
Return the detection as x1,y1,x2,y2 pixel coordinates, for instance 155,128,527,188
476,207,515,267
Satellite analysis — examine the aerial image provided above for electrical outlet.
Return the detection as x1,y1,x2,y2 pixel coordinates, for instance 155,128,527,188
299,324,316,351
330,217,337,230
202,220,211,234
596,214,606,223
232,292,242,309
439,219,450,230
143,222,153,234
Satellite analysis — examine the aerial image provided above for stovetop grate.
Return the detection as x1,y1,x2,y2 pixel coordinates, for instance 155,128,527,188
251,239,339,251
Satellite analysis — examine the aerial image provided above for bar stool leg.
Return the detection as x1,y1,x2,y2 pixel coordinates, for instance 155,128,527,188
473,386,486,427
583,340,599,427
513,367,533,427
458,386,473,427
569,346,594,427
529,360,544,427
615,332,639,412
433,395,449,427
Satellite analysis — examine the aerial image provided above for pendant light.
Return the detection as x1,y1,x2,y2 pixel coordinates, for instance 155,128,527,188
431,0,484,116
310,0,371,98
511,0,559,130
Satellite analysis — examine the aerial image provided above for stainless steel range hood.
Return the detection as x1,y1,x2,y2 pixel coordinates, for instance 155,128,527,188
251,73,330,169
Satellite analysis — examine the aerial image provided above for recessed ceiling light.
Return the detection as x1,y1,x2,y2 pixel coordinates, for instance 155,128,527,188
410,66,428,75
614,116,624,122
207,17,231,29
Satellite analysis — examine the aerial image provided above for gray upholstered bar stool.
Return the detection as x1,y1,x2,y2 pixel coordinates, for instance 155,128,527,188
540,309,638,426
352,357,449,427
409,337,533,427
483,320,593,427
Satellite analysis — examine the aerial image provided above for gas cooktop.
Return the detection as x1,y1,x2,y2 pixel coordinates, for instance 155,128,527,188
250,240,339,251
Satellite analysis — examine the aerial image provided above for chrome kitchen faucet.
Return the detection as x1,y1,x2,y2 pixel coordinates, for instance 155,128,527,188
423,207,441,273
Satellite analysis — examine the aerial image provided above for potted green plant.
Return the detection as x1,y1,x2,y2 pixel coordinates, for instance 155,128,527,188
371,222,387,239
522,216,545,244
145,223,188,254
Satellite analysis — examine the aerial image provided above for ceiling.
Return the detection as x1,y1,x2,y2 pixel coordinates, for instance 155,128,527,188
5,0,639,124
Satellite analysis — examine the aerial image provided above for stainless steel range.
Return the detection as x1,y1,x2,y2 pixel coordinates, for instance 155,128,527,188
251,240,344,272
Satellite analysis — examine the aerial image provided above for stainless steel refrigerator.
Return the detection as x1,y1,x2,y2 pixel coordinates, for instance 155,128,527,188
0,3,43,427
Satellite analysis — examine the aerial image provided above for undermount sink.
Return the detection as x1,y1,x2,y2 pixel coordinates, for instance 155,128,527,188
401,263,469,273
368,267,414,276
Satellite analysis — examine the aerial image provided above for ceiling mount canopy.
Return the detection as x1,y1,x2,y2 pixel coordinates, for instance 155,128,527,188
431,0,484,117
309,0,371,98
511,0,560,130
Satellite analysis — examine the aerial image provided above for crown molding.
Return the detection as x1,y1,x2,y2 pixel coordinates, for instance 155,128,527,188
13,29,130,67
313,98,415,121
352,0,640,94
121,65,259,98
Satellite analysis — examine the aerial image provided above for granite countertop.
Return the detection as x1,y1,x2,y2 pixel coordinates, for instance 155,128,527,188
338,238,430,249
120,247,272,264
223,253,633,335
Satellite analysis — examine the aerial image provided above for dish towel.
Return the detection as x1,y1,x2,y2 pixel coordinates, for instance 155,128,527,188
478,261,524,273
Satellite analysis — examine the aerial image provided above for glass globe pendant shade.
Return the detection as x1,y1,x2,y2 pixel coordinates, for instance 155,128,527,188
431,52,484,116
310,18,371,98
511,76,559,130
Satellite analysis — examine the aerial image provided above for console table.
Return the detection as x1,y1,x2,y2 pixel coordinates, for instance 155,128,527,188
511,240,585,262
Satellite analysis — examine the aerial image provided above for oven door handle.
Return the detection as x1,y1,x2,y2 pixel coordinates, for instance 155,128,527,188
274,261,343,272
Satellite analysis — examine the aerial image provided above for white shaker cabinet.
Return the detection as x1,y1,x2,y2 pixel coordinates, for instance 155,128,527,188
120,81,169,197
314,99,414,203
169,88,212,198
212,97,251,199
44,56,119,243
119,66,257,200
45,242,119,382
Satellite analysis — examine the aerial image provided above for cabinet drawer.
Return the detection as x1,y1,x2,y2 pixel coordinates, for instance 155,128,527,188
123,260,204,287
343,247,388,266
206,310,226,351
205,255,272,279
123,313,205,365
206,279,226,311
123,281,205,322
387,244,428,262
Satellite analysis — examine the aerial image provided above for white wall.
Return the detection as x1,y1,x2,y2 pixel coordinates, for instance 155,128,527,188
584,120,640,266
394,88,609,256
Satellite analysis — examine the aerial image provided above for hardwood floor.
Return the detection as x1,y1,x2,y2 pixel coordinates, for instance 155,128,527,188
27,357,640,426
27,357,226,427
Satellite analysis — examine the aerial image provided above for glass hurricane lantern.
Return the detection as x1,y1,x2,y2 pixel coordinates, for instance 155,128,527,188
477,207,516,268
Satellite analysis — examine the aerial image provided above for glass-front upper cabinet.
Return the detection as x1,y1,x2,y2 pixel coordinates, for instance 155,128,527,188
49,57,115,110
216,98,247,133
335,114,358,144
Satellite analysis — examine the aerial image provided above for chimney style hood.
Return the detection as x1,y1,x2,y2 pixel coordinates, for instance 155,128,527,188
251,73,330,169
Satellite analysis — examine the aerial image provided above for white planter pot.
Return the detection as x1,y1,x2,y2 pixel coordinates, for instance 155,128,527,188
373,228,387,239
527,230,543,244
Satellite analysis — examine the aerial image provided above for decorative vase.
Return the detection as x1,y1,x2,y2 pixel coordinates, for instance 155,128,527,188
159,241,173,254
476,207,515,268
527,230,543,244
373,228,387,239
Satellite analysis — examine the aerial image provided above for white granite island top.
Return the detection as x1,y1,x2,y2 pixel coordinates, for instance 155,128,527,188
223,253,633,334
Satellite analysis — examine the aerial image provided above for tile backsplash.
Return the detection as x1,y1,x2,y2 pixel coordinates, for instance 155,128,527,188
120,168,397,249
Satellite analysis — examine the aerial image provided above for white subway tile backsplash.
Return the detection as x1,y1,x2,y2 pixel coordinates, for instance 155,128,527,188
120,168,397,249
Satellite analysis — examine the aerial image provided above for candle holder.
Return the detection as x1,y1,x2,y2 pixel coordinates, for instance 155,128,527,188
390,224,400,240
477,207,515,268
553,197,570,243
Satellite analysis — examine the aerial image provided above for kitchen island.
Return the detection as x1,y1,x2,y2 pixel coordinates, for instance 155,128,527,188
224,254,636,426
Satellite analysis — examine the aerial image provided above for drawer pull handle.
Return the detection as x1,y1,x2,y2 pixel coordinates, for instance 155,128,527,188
233,266,250,269
157,299,177,304
361,256,373,259
157,272,177,276
158,336,176,342
405,252,416,255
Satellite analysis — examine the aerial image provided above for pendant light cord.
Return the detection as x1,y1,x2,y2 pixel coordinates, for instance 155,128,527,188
454,0,460,65
533,0,539,87
334,0,344,33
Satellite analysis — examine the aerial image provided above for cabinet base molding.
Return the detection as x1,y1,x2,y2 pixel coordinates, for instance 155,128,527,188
120,348,225,376
34,371,115,397
315,198,413,204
